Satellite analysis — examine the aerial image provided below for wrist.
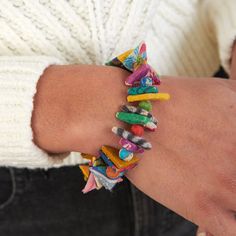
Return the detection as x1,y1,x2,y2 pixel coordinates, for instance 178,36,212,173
68,65,131,155
32,65,72,154
32,64,130,155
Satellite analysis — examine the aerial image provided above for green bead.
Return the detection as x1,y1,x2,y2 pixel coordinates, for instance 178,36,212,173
116,112,151,125
138,100,152,111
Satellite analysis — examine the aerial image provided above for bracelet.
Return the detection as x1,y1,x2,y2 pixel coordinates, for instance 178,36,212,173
79,42,170,193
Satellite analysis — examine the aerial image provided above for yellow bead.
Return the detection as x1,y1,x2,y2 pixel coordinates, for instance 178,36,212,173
79,165,90,181
117,49,133,62
127,93,170,102
81,153,96,161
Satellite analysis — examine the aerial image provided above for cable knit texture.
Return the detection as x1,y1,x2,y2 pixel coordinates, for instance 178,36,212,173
0,0,235,168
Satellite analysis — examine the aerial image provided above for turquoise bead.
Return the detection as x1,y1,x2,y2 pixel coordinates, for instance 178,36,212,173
127,86,158,95
119,148,133,161
92,166,107,176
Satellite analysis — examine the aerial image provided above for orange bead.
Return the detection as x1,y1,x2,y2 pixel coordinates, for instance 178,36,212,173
131,124,144,136
106,166,120,179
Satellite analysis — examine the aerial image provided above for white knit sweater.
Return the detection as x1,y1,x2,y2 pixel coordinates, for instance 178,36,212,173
0,0,235,169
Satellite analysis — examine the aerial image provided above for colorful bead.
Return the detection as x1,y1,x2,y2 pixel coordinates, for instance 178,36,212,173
93,157,106,167
116,112,151,125
91,166,107,176
125,64,149,86
138,100,152,111
119,138,144,153
125,63,161,86
123,42,147,71
119,148,134,161
131,124,144,136
124,155,134,162
112,127,152,150
82,173,97,194
81,153,97,161
148,66,161,85
127,86,158,95
140,76,153,86
144,121,157,131
79,165,90,181
121,105,157,124
99,150,115,167
106,42,147,72
94,175,103,190
127,93,170,102
106,166,120,179
101,145,140,169
105,49,133,70
90,167,122,191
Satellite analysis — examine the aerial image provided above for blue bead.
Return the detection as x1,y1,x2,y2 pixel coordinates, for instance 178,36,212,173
92,166,107,176
119,148,133,161
140,76,153,87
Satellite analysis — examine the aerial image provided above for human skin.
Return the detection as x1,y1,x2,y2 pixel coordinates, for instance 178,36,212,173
195,42,236,236
31,46,236,236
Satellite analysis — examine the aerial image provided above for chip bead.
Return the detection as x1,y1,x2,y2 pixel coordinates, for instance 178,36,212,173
140,76,153,86
119,148,134,161
138,100,152,111
131,124,144,136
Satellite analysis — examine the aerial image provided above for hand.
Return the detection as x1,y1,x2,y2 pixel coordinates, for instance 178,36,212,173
126,77,236,236
32,64,236,235
31,64,130,155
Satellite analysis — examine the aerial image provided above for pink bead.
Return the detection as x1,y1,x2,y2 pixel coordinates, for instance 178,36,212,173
125,64,161,86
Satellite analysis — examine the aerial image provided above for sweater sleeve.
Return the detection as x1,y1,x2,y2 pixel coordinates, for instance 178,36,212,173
0,56,83,169
201,0,236,73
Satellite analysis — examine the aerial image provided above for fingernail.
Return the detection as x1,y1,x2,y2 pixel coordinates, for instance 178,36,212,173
197,233,206,236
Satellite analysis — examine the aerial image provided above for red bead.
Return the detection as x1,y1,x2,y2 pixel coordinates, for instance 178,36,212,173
131,124,144,136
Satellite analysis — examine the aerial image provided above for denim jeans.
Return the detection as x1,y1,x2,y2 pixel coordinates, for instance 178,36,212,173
0,166,197,236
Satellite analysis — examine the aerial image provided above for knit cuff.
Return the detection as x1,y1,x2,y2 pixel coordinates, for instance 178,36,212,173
204,0,236,73
0,56,83,169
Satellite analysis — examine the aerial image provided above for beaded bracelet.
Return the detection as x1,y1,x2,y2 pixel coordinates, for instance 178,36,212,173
79,42,170,193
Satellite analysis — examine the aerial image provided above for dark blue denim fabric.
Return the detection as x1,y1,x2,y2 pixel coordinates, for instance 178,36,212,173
0,167,197,236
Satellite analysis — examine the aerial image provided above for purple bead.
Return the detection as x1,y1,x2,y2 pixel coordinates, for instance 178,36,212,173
125,64,161,86
119,138,144,153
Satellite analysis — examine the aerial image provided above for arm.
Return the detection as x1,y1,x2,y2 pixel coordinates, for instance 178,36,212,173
32,64,236,236
127,76,236,236
32,64,130,155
